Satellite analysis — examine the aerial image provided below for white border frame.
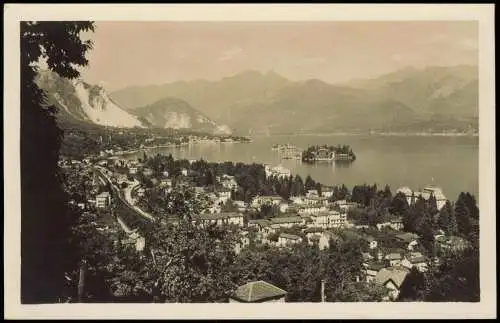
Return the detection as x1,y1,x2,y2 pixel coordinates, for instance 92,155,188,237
3,4,496,319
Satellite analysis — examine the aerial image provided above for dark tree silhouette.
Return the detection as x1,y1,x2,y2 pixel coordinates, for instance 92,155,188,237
391,192,409,216
21,21,95,303
397,267,426,301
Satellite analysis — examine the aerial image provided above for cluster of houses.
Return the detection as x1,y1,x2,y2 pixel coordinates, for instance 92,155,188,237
63,155,467,302
87,157,463,302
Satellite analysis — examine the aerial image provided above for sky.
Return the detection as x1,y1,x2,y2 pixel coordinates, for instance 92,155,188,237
79,21,478,91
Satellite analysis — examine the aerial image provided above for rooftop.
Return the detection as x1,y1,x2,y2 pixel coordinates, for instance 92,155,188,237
365,261,387,271
270,216,303,224
279,233,302,240
395,232,420,242
385,253,403,260
304,196,328,201
248,219,271,227
409,256,426,264
219,212,243,218
304,227,324,234
374,267,410,288
231,281,287,303
396,187,413,196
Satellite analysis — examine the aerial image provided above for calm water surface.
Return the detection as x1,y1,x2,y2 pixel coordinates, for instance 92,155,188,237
125,134,479,202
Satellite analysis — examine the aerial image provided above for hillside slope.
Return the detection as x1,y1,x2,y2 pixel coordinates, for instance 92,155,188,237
37,70,145,128
132,97,232,135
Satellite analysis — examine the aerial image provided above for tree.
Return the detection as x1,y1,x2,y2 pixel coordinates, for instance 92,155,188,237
391,192,409,216
438,201,457,236
258,204,274,219
315,183,322,197
323,238,365,301
427,194,439,226
425,246,480,302
397,267,426,301
21,21,95,304
454,196,472,238
417,212,435,255
291,175,305,196
141,220,239,302
382,184,392,200
141,151,148,163
304,175,316,191
462,192,479,220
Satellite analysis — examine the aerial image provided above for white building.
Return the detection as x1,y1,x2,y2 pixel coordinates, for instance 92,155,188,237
277,233,303,247
279,202,290,213
384,253,403,267
363,262,387,283
296,204,328,216
193,212,244,227
290,196,305,205
396,185,448,210
308,231,342,250
321,188,334,199
303,196,329,206
307,210,346,229
401,252,428,272
96,191,111,208
333,200,359,212
136,187,145,197
220,174,239,190
270,216,305,229
264,164,291,179
251,195,283,209
306,189,319,198
224,212,245,226
232,200,247,212
416,185,448,210
217,190,232,204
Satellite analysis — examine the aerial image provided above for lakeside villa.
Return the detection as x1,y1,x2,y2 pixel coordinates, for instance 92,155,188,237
396,185,448,210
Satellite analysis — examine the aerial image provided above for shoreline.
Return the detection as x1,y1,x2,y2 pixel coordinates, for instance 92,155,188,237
112,139,251,157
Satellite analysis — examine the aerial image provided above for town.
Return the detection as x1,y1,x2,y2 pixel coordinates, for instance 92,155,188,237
59,148,478,303
15,16,486,314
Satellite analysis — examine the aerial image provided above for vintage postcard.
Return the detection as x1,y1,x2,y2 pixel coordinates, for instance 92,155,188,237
3,3,496,320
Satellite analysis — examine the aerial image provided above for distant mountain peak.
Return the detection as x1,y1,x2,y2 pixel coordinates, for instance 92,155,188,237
132,96,232,135
36,71,146,128
110,64,477,135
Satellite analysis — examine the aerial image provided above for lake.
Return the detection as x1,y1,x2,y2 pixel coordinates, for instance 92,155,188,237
124,134,479,202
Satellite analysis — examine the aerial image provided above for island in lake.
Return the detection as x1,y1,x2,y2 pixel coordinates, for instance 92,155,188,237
301,144,356,163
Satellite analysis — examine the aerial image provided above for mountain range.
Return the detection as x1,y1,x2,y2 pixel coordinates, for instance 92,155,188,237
110,65,479,135
35,70,231,134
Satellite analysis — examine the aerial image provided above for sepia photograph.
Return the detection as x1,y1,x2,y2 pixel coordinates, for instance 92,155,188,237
4,3,496,320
